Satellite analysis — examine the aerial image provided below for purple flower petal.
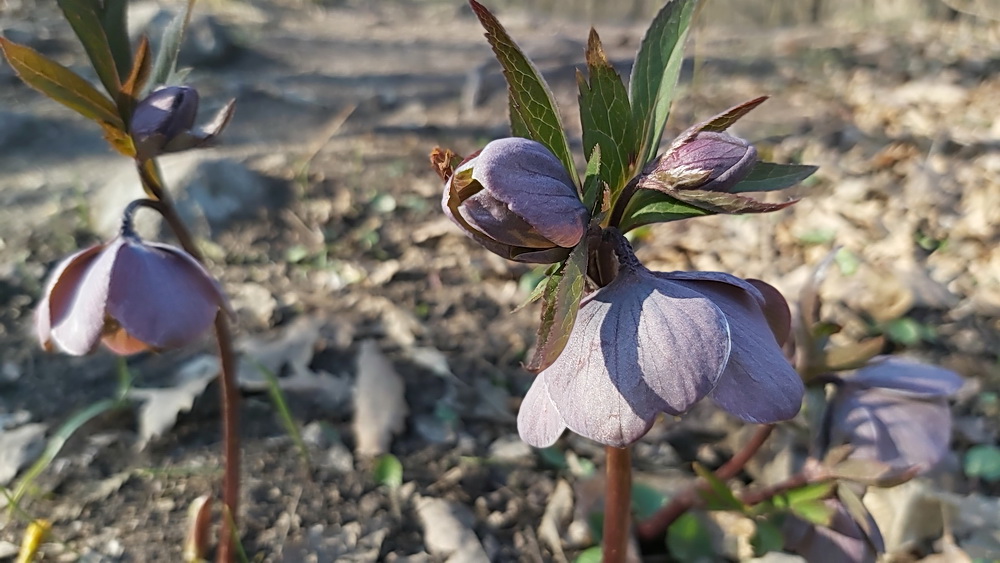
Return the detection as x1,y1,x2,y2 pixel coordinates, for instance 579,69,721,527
105,238,227,351
50,238,125,355
471,138,586,248
783,499,882,563
459,190,557,248
517,375,568,448
539,265,731,447
848,357,963,398
659,272,804,423
826,387,952,471
35,245,105,352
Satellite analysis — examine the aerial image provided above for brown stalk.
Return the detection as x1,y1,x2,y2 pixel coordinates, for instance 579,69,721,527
603,445,632,563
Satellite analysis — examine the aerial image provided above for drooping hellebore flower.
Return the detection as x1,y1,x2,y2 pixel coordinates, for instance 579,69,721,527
819,357,963,472
130,86,235,161
36,228,231,356
442,137,589,263
517,232,804,448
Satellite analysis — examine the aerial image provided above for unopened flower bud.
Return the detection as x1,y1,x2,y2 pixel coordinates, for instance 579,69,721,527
658,129,757,192
130,86,235,161
442,137,588,263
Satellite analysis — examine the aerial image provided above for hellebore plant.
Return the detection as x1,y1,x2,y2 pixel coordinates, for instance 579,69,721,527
433,0,817,560
435,1,963,561
2,1,241,560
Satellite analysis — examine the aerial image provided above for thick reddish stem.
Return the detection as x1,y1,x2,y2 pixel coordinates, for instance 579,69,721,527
637,424,774,541
603,446,632,563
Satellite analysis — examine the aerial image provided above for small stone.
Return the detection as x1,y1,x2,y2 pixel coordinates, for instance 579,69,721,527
487,435,531,464
0,423,47,485
323,441,355,474
413,414,456,446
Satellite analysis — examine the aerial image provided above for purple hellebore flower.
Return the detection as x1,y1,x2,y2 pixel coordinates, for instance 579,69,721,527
820,357,963,473
517,237,804,448
36,231,232,356
130,86,235,161
783,498,885,563
441,137,589,264
656,128,757,192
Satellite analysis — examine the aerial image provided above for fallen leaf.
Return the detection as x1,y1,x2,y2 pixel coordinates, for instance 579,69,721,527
352,340,407,457
128,358,217,449
415,495,489,562
538,479,573,562
0,423,47,485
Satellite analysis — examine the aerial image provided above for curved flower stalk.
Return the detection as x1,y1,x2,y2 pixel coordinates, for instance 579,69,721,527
820,357,963,473
36,203,232,356
517,231,804,448
441,137,589,263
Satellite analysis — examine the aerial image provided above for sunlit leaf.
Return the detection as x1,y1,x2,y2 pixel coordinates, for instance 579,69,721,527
526,239,588,372
790,499,836,526
666,512,717,561
56,0,122,98
729,161,819,193
581,144,603,214
618,189,711,232
579,29,634,194
150,0,196,88
629,0,697,166
469,0,578,187
121,36,153,107
574,546,602,563
100,0,131,78
693,462,745,512
695,95,767,133
0,38,123,129
751,518,784,556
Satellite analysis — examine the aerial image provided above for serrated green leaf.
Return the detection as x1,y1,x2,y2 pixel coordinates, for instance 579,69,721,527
666,512,717,562
618,189,711,232
150,0,196,88
0,38,123,129
652,185,797,215
631,482,668,520
790,499,836,526
693,462,745,512
751,518,784,556
526,239,589,372
579,29,634,195
582,144,603,214
99,0,131,78
696,95,768,133
56,0,122,98
373,453,403,489
574,546,603,563
965,445,1000,482
729,162,819,193
469,0,578,187
630,0,697,167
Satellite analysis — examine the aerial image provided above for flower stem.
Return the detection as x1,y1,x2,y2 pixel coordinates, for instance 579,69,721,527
637,424,774,541
603,445,632,563
136,158,241,562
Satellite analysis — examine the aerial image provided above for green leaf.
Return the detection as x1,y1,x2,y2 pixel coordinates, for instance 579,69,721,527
0,38,123,129
578,29,635,195
666,512,717,562
751,518,784,556
729,162,819,193
693,462,745,512
56,0,122,98
526,239,589,372
255,359,311,470
790,499,836,526
582,144,603,214
965,445,1000,482
150,0,196,88
695,95,768,133
99,0,132,78
631,482,668,520
469,0,578,187
373,453,404,489
648,185,797,215
629,0,697,166
574,546,603,563
514,264,559,312
783,481,835,506
618,189,711,232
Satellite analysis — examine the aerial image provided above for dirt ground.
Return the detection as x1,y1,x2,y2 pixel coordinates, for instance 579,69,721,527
0,0,998,561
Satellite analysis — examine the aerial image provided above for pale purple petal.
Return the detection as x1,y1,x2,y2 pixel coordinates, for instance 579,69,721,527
541,266,730,447
660,273,803,423
783,499,882,563
517,376,568,448
35,245,105,351
848,357,963,398
105,238,225,350
826,387,952,471
471,138,586,247
50,239,125,355
459,190,556,248
747,278,793,346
